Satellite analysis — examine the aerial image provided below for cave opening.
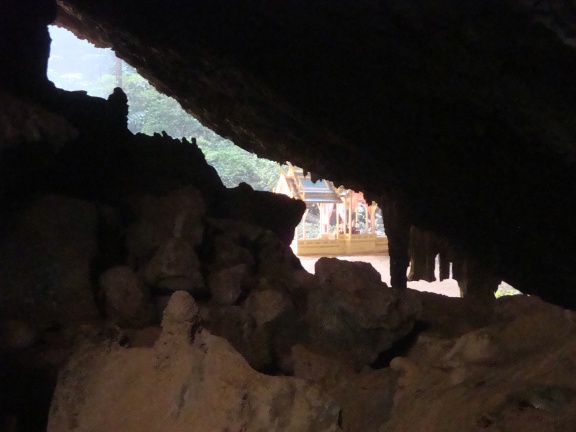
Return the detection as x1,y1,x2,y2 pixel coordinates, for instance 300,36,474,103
47,25,280,192
47,23,522,299
5,1,576,430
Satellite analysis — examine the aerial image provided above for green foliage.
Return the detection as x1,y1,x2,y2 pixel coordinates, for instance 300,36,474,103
495,282,521,298
196,137,280,191
47,26,281,191
87,65,281,191
297,222,320,239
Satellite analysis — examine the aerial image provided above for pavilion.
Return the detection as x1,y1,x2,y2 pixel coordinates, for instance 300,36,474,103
275,164,388,256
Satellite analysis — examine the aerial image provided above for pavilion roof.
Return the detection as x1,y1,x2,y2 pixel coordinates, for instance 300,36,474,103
280,164,342,204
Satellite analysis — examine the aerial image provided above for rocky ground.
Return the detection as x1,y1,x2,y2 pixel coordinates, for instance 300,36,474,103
2,186,574,431
47,283,576,432
1,86,574,432
299,254,461,297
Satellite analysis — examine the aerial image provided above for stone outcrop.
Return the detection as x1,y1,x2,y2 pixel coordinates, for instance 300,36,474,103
5,1,576,431
46,289,576,432
143,237,205,294
305,258,422,367
384,295,576,432
48,292,342,432
99,265,155,328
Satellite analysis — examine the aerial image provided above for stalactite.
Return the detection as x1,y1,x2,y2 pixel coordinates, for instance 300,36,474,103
407,227,437,283
380,198,410,289
407,227,500,301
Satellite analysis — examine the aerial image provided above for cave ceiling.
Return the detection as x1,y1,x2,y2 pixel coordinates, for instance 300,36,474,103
3,0,576,306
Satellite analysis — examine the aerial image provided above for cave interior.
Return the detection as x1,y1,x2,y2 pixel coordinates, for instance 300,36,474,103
2,0,576,431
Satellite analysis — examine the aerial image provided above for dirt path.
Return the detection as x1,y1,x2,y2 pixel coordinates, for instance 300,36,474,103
297,253,461,297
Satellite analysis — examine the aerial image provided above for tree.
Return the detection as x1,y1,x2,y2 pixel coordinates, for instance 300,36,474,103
48,25,282,191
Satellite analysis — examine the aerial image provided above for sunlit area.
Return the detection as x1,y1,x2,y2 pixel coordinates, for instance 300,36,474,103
274,163,386,251
48,25,279,191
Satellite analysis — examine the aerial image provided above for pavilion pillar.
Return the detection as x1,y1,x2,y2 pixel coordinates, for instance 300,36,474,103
348,195,352,237
319,203,323,235
354,199,358,231
335,201,339,238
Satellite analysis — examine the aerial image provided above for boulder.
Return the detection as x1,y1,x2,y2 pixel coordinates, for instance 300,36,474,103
315,257,384,292
202,217,302,277
383,295,576,432
201,218,273,273
144,237,204,295
244,288,294,327
205,305,273,371
252,229,303,277
99,265,155,328
207,263,248,305
214,182,306,246
48,292,341,432
126,186,205,263
306,258,421,367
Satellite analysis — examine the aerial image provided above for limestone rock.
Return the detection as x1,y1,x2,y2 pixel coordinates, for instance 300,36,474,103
215,183,306,246
252,229,303,277
161,290,199,331
244,288,294,327
144,237,204,294
0,90,78,150
48,293,341,432
203,217,302,278
383,295,576,432
202,218,259,272
205,305,273,371
330,368,397,432
288,344,354,384
207,263,248,305
100,265,155,328
305,259,421,367
127,186,205,263
157,290,200,356
0,195,99,323
315,257,385,292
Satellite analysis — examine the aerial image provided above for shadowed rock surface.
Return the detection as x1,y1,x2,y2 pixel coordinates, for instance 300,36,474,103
4,1,576,431
48,0,576,306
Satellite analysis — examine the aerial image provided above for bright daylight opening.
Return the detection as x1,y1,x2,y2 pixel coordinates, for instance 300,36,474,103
48,26,519,298
47,25,279,192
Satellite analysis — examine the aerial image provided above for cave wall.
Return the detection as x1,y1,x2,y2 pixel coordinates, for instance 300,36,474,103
49,0,576,307
3,0,576,307
4,2,576,430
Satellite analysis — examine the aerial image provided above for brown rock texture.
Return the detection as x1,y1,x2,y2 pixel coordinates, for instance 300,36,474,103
48,292,342,432
384,295,576,432
100,265,155,328
306,259,422,368
5,1,576,431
